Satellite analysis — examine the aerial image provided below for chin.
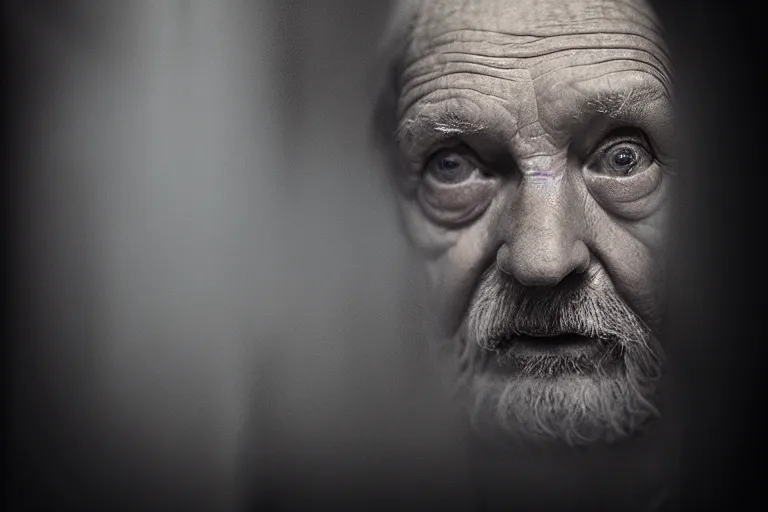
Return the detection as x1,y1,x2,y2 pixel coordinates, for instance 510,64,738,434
464,364,662,447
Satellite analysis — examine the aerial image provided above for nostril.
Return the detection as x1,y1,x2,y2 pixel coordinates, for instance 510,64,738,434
551,271,588,293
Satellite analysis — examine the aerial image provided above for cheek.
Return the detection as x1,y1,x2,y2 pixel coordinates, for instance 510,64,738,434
403,201,502,337
586,200,670,327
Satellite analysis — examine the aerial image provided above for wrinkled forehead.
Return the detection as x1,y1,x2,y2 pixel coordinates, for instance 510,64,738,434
392,0,672,130
411,0,663,38
403,0,670,75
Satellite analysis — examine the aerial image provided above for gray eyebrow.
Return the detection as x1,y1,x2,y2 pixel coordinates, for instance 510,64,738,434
395,111,487,148
585,85,668,119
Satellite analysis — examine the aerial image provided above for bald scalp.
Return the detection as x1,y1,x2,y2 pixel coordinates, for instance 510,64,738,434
381,0,662,35
411,0,662,32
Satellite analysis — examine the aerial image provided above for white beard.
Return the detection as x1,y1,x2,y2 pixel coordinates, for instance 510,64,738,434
443,266,664,446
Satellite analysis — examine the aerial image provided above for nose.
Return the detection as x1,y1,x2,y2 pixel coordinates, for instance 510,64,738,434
497,179,590,287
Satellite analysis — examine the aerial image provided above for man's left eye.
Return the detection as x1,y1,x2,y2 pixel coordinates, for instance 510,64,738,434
592,142,653,177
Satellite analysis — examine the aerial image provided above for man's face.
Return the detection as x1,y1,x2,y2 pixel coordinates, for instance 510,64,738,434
386,0,674,445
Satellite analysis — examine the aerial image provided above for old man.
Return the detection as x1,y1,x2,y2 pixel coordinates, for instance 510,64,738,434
373,0,674,449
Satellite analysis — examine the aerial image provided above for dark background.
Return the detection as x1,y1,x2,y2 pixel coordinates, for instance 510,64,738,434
650,0,765,509
4,0,765,510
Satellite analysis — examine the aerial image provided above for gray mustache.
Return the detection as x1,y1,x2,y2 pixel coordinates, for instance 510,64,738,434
467,267,651,352
456,267,665,445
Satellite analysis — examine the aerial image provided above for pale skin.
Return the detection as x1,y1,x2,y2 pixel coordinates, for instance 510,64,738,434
395,0,672,328
380,0,675,446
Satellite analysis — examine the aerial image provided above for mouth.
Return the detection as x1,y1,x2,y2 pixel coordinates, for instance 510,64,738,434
485,333,621,374
510,333,605,358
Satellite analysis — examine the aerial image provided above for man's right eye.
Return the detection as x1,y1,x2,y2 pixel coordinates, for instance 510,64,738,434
417,148,499,228
425,150,477,184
